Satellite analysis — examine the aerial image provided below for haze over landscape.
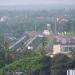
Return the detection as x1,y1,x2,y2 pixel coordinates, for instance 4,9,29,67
0,0,75,75
0,0,75,10
0,0,75,6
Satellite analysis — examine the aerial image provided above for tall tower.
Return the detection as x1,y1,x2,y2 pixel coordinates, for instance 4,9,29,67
47,24,52,33
55,18,59,33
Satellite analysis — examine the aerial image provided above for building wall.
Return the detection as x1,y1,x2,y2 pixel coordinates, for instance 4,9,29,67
53,44,61,54
67,70,75,75
53,44,75,55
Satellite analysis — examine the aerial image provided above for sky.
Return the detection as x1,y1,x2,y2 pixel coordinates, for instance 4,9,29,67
0,0,75,6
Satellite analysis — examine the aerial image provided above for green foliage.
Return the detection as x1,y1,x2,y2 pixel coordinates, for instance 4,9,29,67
0,51,75,75
70,49,75,60
0,34,13,68
50,54,74,75
0,55,51,75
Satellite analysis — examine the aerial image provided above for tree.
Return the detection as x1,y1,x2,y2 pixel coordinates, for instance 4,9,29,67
69,49,75,69
50,54,74,75
0,34,13,68
39,37,47,56
70,49,75,61
39,56,51,75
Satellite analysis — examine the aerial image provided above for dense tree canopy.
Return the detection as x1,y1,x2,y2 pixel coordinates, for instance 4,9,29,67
50,54,75,75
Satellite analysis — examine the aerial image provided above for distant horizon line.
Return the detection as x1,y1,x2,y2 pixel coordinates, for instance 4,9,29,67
0,4,75,10
0,3,75,6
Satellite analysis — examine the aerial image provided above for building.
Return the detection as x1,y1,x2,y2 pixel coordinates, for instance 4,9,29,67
53,44,75,54
43,30,50,36
52,36,75,54
67,69,75,75
53,44,61,54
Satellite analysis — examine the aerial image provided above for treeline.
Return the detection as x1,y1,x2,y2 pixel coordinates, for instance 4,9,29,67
0,52,75,75
0,10,75,37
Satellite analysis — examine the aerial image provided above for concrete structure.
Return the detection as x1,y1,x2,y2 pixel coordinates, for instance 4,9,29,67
67,70,75,75
53,44,75,54
52,36,75,54
53,44,61,54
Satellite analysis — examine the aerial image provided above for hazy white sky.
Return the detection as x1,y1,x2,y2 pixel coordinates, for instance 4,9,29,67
0,0,75,5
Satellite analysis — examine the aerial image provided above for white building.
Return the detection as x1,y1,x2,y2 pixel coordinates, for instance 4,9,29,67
67,70,75,75
43,30,50,36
